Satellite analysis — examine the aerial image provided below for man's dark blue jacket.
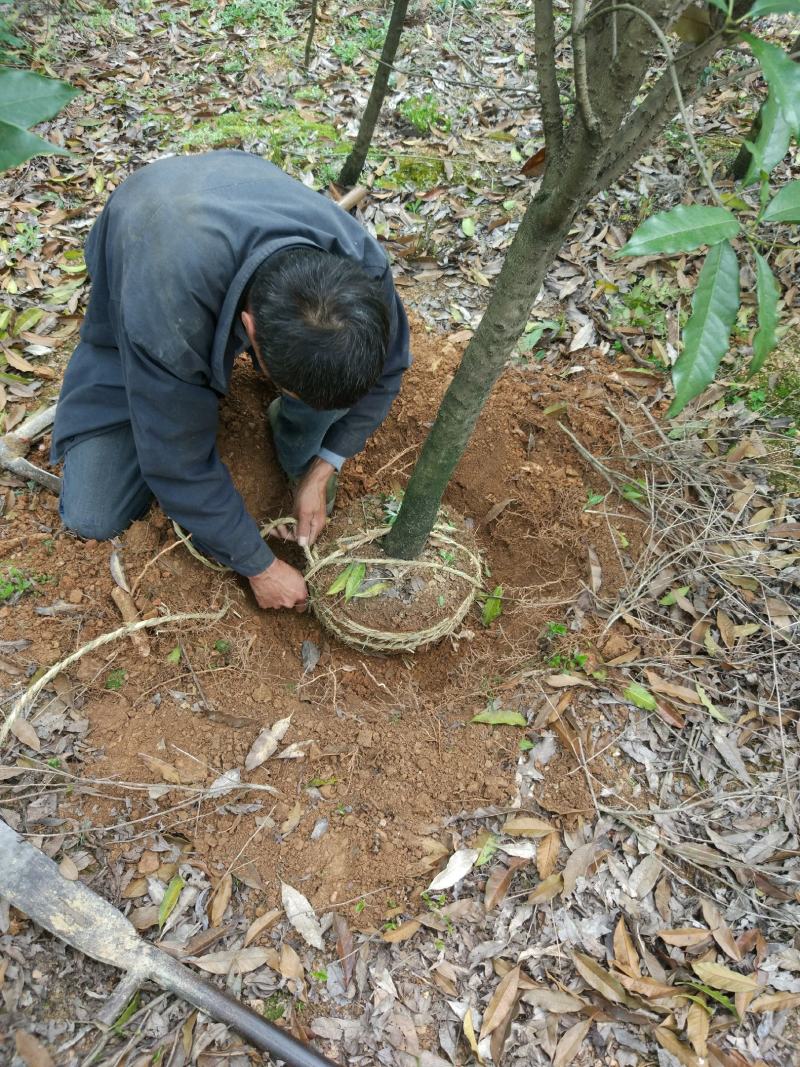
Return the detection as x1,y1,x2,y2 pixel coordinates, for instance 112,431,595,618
52,151,410,576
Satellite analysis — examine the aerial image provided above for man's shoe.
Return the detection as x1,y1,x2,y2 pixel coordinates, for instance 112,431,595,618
268,398,338,516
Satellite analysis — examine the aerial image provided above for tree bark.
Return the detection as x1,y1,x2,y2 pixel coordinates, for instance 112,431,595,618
337,0,409,188
384,134,600,560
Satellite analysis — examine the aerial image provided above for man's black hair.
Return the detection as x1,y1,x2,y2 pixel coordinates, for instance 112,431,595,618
246,248,390,410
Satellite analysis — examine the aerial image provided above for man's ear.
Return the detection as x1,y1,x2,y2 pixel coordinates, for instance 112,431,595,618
241,309,257,347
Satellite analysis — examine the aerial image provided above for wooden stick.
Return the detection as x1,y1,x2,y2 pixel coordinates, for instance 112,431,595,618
111,586,151,658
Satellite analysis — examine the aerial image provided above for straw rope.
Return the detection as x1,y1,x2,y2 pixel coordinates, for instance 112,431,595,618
173,512,483,652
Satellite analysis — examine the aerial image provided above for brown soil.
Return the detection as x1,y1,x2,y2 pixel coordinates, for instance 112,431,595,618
1,320,645,923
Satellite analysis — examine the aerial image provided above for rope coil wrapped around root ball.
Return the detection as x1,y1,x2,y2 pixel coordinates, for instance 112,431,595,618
174,509,484,653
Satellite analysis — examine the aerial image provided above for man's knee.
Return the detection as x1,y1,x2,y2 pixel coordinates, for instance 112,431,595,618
59,496,128,542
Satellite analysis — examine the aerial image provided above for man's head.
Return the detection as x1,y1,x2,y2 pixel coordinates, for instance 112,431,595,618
242,248,389,410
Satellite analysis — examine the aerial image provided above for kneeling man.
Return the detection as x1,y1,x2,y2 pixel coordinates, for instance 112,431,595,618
52,151,410,612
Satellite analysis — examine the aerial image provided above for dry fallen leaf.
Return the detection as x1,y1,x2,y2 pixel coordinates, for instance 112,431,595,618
503,815,556,838
58,855,79,881
479,964,520,1041
9,717,40,751
691,961,761,993
702,899,743,962
14,1030,54,1067
383,918,422,943
573,953,626,1004
281,881,324,950
536,831,560,879
485,858,528,910
528,873,563,902
613,916,640,977
428,847,479,891
658,927,713,948
244,714,292,771
553,1018,591,1067
654,1026,701,1067
750,990,800,1012
209,873,232,927
333,912,355,988
190,947,270,975
244,908,281,947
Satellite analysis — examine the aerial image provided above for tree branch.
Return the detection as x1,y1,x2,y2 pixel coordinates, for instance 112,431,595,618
573,0,601,138
534,0,563,154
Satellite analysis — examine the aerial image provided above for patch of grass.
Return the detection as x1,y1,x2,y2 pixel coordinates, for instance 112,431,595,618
263,991,289,1021
0,566,34,603
179,110,337,168
607,275,681,346
398,93,452,134
331,16,387,64
216,0,295,38
105,669,127,691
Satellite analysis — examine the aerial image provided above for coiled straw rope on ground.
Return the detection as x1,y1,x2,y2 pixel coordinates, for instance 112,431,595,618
174,512,484,653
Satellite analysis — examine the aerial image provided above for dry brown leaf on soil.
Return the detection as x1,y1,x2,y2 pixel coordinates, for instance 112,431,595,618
244,908,280,947
333,912,355,988
190,947,270,975
691,962,761,993
544,674,593,688
613,916,640,977
707,1041,757,1067
521,987,585,1013
58,855,79,881
14,1030,54,1067
209,873,232,927
655,1026,701,1067
644,670,703,705
244,714,293,771
658,927,713,948
573,953,626,1004
537,831,560,879
462,1008,483,1065
701,899,742,962
562,841,602,895
383,918,422,943
528,873,563,902
281,798,303,835
479,964,520,1041
281,881,324,950
750,990,800,1012
617,974,679,999
485,862,519,910
140,753,188,785
503,815,556,838
552,1018,591,1067
428,847,480,891
280,942,305,982
9,717,40,751
686,998,712,1058
628,853,662,899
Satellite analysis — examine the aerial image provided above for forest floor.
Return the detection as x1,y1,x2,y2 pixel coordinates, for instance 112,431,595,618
1,2,799,1066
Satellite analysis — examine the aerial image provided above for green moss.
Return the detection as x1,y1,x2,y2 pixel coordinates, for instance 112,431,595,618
178,110,338,164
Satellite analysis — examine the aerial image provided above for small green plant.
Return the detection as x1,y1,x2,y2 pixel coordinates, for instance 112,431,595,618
326,562,390,602
607,275,681,347
0,566,39,602
543,621,568,640
217,0,294,37
214,639,231,654
263,992,289,1021
399,94,451,134
548,649,589,672
105,669,127,691
354,898,367,914
311,969,328,982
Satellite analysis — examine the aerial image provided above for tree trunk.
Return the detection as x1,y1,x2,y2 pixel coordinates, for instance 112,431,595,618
384,141,598,560
337,0,409,188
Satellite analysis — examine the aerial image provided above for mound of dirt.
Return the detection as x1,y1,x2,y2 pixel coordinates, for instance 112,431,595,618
1,319,644,920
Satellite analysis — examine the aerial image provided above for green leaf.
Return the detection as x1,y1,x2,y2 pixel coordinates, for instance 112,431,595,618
519,738,534,752
749,252,780,376
475,834,499,867
353,580,390,598
668,240,740,417
618,205,740,257
762,179,800,223
113,992,140,1035
683,981,739,1019
741,34,800,133
158,874,185,929
623,683,657,711
706,0,730,11
659,585,690,606
747,0,800,15
11,307,43,334
0,117,69,171
471,707,527,727
0,67,79,128
166,645,182,664
344,562,366,602
481,585,503,627
742,93,793,186
461,217,476,237
696,683,730,723
326,562,356,596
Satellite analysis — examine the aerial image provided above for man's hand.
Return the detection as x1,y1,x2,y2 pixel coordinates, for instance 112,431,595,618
274,457,336,547
249,558,308,611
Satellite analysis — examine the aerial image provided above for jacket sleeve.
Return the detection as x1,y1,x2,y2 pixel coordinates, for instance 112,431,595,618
319,266,411,460
121,336,274,577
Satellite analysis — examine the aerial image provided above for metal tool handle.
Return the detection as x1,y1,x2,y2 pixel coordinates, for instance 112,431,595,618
154,952,340,1067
